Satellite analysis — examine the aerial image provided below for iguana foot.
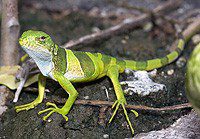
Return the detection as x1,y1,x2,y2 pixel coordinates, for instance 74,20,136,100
38,102,68,121
109,100,138,134
15,98,41,112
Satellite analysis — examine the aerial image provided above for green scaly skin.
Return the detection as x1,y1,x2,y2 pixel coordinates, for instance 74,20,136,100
16,30,185,134
186,43,200,115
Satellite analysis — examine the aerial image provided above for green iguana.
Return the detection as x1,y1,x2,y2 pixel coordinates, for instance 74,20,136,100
186,43,200,115
16,30,185,134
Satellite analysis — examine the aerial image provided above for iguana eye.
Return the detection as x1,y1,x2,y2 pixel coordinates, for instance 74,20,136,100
39,36,46,42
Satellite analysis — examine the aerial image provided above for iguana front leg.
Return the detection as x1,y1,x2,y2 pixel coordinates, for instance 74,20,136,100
38,71,78,121
107,66,137,134
15,74,46,112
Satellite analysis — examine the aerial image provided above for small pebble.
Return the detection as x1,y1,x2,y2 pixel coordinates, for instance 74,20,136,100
128,91,133,95
121,39,127,44
101,86,110,100
178,8,184,14
125,35,129,40
92,27,101,33
100,10,107,17
192,34,200,45
122,121,128,128
83,96,89,100
103,134,109,139
47,119,52,122
143,22,153,32
176,57,186,68
124,68,132,75
161,71,165,76
167,69,174,75
149,69,157,77
89,7,100,16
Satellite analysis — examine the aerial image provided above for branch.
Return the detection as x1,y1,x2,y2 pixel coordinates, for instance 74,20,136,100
0,0,20,66
73,100,191,111
170,18,200,51
183,18,200,42
62,0,182,48
19,86,191,111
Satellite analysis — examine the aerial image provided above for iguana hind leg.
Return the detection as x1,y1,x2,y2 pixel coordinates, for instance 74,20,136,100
38,71,78,121
107,65,138,134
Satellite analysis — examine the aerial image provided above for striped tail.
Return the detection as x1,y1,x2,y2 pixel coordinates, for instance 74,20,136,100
124,38,185,71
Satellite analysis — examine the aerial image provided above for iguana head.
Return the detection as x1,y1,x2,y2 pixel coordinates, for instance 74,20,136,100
19,30,55,77
19,30,54,54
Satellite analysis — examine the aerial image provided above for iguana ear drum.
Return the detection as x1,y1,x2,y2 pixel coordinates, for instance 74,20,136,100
52,45,67,75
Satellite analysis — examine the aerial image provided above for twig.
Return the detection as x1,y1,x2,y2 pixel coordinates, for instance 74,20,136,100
18,86,191,111
23,87,50,93
180,9,200,23
108,0,151,14
73,100,191,111
13,59,38,102
13,75,28,102
183,18,200,42
170,18,200,51
62,0,182,48
109,0,181,25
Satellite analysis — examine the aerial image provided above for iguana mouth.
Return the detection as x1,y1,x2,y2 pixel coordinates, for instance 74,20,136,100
19,37,34,50
19,37,27,46
21,44,51,57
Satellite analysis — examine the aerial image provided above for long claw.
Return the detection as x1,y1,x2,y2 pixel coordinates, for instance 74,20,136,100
38,108,54,115
122,105,134,134
38,102,69,122
46,102,58,108
43,110,55,121
15,105,34,112
109,100,136,135
15,98,42,113
131,110,139,117
109,103,120,123
62,114,69,121
111,100,118,109
15,103,32,109
15,101,40,112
